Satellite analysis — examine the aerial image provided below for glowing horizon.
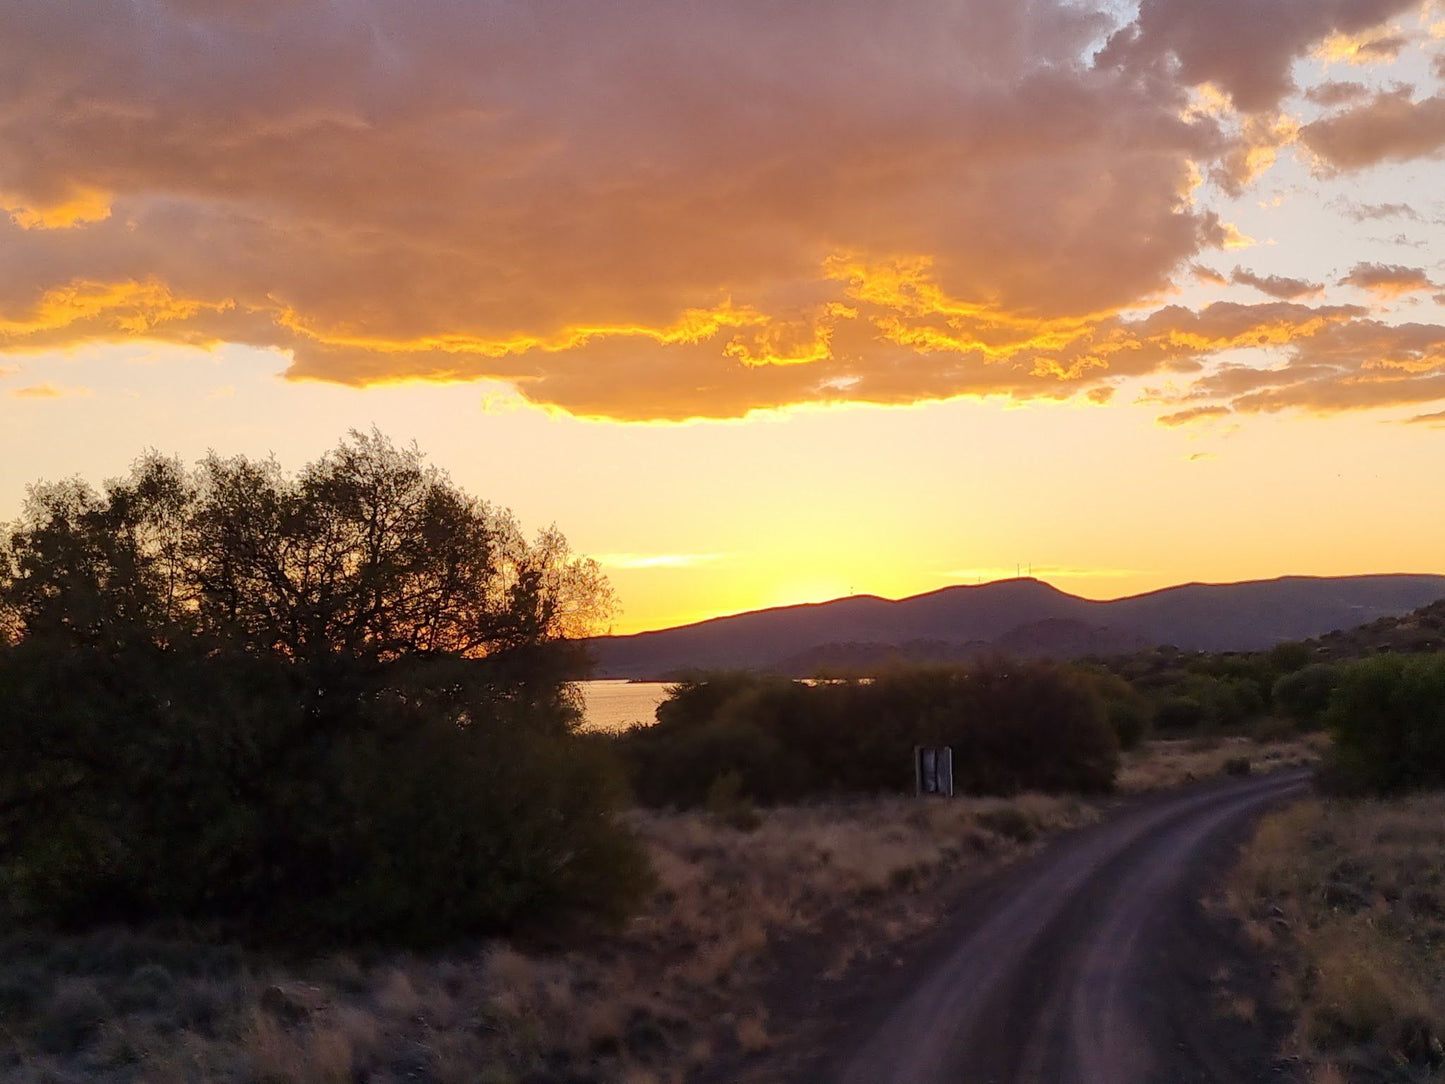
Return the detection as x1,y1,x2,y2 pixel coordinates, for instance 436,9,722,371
4,1,1445,635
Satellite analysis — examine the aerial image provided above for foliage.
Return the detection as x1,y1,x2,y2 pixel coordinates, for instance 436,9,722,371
1151,695,1205,733
1232,796,1445,1077
617,658,1118,807
0,432,644,945
1270,662,1338,728
1077,668,1152,749
1321,653,1445,795
1087,595,1445,741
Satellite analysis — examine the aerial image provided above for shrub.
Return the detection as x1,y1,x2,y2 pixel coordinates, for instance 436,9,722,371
704,771,762,832
1321,654,1445,795
617,658,1118,806
1271,663,1339,728
1079,669,1152,749
1153,695,1205,733
0,640,650,946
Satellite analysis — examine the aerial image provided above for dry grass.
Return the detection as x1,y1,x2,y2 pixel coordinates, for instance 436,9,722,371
6,742,1315,1082
1230,794,1445,1081
0,792,1096,1083
1118,733,1326,793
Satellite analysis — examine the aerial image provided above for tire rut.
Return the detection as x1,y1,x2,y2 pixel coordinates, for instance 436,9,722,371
829,771,1307,1084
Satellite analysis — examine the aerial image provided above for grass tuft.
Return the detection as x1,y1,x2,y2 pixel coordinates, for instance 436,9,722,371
1231,794,1445,1079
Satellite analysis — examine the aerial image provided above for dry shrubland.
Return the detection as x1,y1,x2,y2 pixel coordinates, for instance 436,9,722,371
1117,734,1326,793
0,792,1095,1083
1231,794,1445,1082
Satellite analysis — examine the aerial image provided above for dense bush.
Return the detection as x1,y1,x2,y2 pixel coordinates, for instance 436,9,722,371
1321,654,1445,795
1090,641,1329,737
1078,668,1152,749
1152,695,1205,733
1271,663,1339,728
618,658,1118,807
0,433,647,946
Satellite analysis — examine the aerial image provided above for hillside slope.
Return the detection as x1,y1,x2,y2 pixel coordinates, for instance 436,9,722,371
584,574,1445,678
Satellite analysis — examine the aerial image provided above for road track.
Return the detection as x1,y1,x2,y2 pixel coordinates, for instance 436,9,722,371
831,770,1308,1084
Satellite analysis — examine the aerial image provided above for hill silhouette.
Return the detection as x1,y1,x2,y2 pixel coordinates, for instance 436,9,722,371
1302,597,1445,660
585,575,1445,678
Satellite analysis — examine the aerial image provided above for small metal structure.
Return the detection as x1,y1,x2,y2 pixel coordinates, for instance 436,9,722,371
914,745,954,797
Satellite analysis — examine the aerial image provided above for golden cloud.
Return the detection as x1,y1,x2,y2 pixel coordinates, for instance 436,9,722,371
1162,320,1445,418
1314,30,1411,64
9,383,90,400
1338,262,1439,297
1213,112,1300,195
0,0,1443,424
1158,405,1231,426
0,185,112,230
1231,268,1324,300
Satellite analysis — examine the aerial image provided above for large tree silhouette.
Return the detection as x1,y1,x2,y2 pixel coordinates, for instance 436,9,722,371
0,432,642,944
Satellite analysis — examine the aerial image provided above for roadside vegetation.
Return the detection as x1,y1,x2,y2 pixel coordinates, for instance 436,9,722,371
0,791,1099,1083
1117,733,1325,793
614,660,1120,808
1231,653,1445,1083
1233,796,1445,1083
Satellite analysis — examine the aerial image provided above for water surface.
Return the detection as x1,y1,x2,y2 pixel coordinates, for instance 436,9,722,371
577,679,671,733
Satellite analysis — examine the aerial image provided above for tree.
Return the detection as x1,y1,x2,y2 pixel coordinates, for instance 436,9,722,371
1322,654,1445,795
0,432,644,944
5,430,610,664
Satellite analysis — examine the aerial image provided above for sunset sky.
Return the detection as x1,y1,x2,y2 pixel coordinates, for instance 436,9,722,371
3,0,1445,634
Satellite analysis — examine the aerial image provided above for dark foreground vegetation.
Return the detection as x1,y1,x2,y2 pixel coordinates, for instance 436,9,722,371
1084,598,1445,744
615,660,1121,807
613,590,1445,809
1227,618,1445,1081
0,431,647,946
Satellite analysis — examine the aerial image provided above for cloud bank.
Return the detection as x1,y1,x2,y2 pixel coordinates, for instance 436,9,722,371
1,0,1443,422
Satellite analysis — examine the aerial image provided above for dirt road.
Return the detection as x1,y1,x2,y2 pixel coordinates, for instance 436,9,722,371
828,770,1308,1084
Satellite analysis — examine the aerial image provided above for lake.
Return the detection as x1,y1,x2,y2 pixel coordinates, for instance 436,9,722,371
577,679,672,733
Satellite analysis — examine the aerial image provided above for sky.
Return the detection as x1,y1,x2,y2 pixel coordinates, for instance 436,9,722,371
2,0,1445,635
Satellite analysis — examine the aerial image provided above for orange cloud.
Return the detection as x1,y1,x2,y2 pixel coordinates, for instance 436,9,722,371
1159,405,1231,426
0,186,111,230
1231,268,1324,300
1213,112,1300,194
1099,0,1415,112
2,1,1445,425
1338,262,1439,297
1314,30,1412,64
9,383,90,400
1301,89,1445,169
1190,264,1229,286
1162,320,1445,418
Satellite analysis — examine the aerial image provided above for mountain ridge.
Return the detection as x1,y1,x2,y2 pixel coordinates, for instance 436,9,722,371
583,574,1445,678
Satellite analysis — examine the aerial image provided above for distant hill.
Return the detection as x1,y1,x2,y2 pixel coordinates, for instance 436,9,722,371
1303,598,1445,660
583,575,1445,678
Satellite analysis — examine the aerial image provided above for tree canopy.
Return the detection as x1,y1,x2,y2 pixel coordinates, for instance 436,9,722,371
0,432,645,945
3,429,611,664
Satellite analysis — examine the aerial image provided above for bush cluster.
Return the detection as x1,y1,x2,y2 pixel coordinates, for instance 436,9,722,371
1320,654,1445,795
1089,641,1350,739
617,659,1119,807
